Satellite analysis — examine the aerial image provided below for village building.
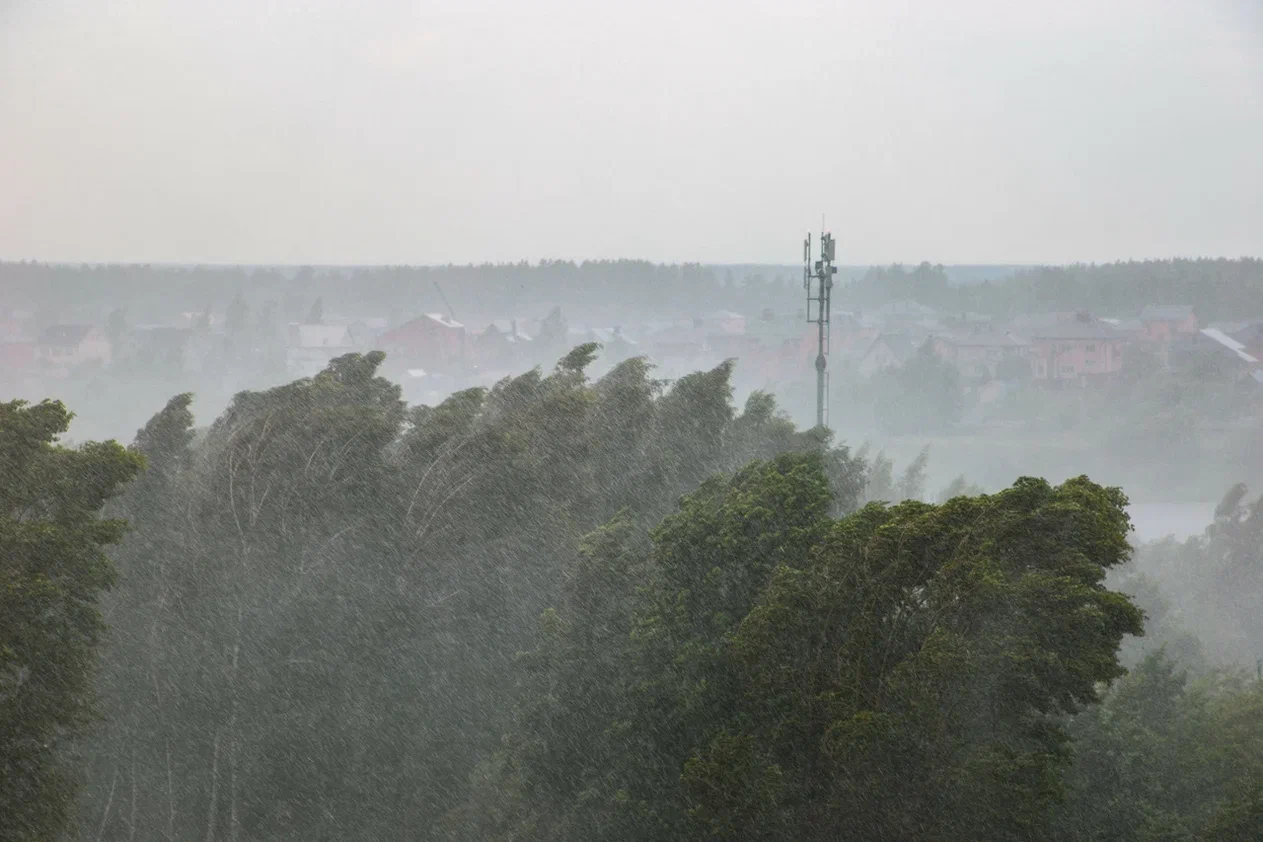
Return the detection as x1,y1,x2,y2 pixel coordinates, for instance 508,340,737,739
931,330,1030,381
474,320,532,369
1138,305,1198,342
1023,313,1126,384
376,313,467,374
35,324,112,374
286,323,356,378
853,333,924,378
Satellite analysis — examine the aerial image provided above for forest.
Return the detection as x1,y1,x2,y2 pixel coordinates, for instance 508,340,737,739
3,347,1262,842
5,257,1263,326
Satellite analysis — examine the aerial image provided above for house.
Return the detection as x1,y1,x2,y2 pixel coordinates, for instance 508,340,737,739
854,333,924,378
1024,313,1126,383
742,314,820,380
376,313,467,373
475,320,532,368
1139,305,1198,342
286,323,355,377
932,330,1030,381
35,324,112,371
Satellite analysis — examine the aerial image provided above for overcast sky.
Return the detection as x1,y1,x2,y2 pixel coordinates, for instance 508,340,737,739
1,0,1260,265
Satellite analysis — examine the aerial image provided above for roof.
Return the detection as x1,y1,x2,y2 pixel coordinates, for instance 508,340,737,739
424,313,463,329
1100,317,1144,333
1140,305,1194,322
936,330,1029,348
1026,317,1124,341
1008,312,1079,330
38,324,95,346
1199,328,1260,364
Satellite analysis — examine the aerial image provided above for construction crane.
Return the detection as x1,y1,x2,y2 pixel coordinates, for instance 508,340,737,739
433,280,457,323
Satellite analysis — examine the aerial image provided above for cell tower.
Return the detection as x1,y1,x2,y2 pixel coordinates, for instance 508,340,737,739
803,228,838,428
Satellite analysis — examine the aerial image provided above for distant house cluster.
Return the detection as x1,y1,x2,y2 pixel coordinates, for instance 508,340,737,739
4,295,1262,407
823,301,1263,394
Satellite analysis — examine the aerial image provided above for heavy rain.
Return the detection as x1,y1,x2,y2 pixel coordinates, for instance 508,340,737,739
3,1,1263,840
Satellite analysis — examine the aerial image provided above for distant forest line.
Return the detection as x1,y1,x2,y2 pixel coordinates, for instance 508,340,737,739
2,257,1261,324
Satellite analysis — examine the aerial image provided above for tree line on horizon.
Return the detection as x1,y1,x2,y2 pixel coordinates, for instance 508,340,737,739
4,257,1263,326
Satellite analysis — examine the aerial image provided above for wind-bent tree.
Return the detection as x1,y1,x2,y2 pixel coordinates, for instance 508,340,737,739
0,399,143,842
78,347,867,841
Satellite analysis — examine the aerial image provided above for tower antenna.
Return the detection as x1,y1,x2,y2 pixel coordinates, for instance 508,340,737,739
802,225,838,428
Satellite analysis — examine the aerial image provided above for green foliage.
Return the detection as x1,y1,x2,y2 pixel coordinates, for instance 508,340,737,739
0,399,142,842
1056,652,1263,842
465,462,1143,842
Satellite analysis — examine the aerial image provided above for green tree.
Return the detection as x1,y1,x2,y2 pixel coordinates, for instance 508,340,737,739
0,399,142,842
469,463,1143,842
1056,651,1263,842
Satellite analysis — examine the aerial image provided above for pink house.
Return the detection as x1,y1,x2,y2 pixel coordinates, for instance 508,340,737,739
1026,314,1126,383
377,313,467,372
1139,305,1198,342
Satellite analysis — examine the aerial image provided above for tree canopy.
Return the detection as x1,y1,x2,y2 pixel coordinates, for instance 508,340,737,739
0,399,142,842
452,459,1144,842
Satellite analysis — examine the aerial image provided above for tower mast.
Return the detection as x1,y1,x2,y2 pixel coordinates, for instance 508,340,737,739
803,228,837,428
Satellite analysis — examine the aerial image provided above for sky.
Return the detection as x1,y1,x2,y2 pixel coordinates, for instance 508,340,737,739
1,0,1261,266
